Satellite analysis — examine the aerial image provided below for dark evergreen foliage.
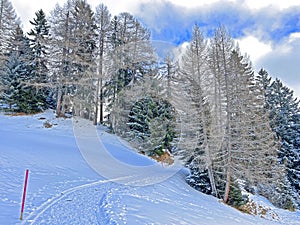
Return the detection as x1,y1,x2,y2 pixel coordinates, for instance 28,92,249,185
186,164,212,195
258,69,300,209
1,26,45,113
28,9,50,83
128,96,176,155
228,180,247,207
27,9,50,110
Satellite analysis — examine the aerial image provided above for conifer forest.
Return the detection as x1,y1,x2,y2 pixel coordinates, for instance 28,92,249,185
0,0,299,211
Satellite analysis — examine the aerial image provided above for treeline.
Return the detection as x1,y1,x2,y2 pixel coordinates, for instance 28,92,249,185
0,0,299,210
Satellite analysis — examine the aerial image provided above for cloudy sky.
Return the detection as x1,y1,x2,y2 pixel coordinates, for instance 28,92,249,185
11,0,300,98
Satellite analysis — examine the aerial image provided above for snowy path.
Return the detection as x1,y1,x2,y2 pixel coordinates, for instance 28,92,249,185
19,179,122,225
19,173,284,225
0,112,299,225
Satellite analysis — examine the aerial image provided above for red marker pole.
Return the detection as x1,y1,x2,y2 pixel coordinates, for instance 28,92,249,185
20,169,29,220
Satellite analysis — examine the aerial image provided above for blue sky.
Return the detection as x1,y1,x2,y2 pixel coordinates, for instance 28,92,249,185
11,0,300,97
136,1,300,43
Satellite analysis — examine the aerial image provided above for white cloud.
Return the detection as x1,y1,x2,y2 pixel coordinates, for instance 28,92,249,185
11,0,58,32
289,32,300,42
256,33,300,98
90,0,145,15
243,0,300,10
166,0,222,8
156,0,300,10
237,36,272,64
10,0,300,32
291,84,300,100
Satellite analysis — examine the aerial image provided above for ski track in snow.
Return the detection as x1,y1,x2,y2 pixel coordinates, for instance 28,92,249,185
20,179,129,225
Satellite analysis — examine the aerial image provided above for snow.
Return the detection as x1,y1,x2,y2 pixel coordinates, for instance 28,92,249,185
0,110,299,224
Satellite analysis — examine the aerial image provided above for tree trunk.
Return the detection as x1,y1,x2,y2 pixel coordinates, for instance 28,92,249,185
94,77,100,125
56,88,63,117
223,140,232,203
100,77,104,123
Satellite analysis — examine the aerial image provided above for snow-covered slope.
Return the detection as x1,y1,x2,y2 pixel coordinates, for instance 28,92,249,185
0,111,299,225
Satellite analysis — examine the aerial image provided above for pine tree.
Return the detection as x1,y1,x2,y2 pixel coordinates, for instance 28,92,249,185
0,0,20,95
27,9,50,110
259,71,300,209
253,70,295,209
1,26,43,113
0,0,20,66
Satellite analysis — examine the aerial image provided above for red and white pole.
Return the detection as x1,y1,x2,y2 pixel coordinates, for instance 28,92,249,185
20,169,29,220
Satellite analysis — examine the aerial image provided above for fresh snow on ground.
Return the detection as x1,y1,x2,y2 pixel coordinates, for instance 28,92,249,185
0,110,299,224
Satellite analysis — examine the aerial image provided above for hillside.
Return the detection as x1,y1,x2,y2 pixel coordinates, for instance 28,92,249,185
0,111,299,225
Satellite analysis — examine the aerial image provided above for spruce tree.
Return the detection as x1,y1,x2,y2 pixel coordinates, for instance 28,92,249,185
1,26,43,113
27,9,50,110
128,96,176,156
0,0,20,96
259,70,300,209
0,0,20,66
1,51,25,109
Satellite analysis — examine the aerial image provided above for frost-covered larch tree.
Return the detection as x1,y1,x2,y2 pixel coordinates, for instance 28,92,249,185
208,26,235,202
48,0,97,119
194,26,288,206
105,12,155,126
94,3,111,124
177,24,217,196
70,0,97,119
227,50,283,204
48,1,77,116
252,70,295,209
